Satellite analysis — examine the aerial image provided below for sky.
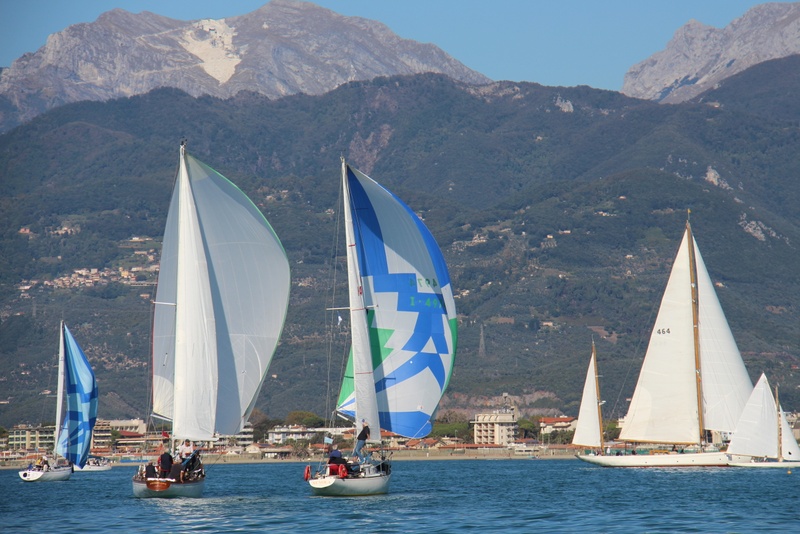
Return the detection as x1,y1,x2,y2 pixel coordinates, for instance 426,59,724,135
0,0,789,91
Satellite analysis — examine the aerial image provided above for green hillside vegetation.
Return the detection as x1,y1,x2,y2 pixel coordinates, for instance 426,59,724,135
0,70,798,428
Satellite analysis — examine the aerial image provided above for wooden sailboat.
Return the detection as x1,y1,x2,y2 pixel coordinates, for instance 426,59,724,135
306,159,458,496
132,144,290,497
727,373,800,467
19,322,98,482
579,219,753,467
572,341,605,455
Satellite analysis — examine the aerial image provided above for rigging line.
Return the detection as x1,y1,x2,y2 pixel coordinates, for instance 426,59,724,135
608,282,659,424
39,345,59,431
323,164,345,427
143,284,157,440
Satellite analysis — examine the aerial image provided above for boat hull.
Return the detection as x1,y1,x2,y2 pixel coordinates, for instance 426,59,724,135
18,466,73,481
577,451,730,467
728,458,800,468
132,477,205,498
309,472,390,496
74,463,112,472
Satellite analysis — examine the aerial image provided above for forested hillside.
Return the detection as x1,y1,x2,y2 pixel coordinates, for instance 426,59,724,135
1,69,798,427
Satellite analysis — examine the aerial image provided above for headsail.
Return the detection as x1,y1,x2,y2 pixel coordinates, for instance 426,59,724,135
336,161,458,439
55,323,98,469
152,145,291,440
620,223,751,445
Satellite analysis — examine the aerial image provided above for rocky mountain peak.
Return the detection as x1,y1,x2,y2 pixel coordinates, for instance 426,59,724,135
0,0,490,133
622,2,800,103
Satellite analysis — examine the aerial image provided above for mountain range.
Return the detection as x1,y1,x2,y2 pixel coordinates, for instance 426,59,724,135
5,2,800,133
0,0,488,134
0,2,799,429
623,2,800,103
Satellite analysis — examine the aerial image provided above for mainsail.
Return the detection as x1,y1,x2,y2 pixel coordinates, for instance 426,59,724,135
572,342,604,449
335,161,458,439
151,145,291,440
620,222,752,445
55,323,98,469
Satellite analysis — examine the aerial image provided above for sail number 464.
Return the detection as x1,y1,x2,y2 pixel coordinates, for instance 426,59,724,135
656,328,671,334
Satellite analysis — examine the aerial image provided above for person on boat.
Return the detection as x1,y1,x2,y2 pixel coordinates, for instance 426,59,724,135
144,462,157,478
182,449,204,481
168,460,184,483
328,444,346,465
158,450,173,478
179,439,194,460
41,455,50,471
353,420,370,462
329,444,343,461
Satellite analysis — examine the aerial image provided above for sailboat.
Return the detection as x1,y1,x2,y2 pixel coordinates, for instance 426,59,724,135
306,159,458,496
19,322,98,482
578,219,753,467
727,373,800,467
132,144,291,498
572,341,605,455
73,456,112,472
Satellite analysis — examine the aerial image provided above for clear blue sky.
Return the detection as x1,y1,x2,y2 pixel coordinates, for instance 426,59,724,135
0,0,787,90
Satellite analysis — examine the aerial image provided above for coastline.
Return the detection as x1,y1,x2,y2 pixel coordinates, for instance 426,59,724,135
1,448,575,470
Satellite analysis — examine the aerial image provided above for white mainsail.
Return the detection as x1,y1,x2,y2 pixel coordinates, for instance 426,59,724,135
727,373,800,461
151,145,291,440
620,222,752,445
572,342,604,449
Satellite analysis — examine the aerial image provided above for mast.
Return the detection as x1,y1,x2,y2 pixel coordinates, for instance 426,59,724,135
592,341,605,452
341,158,380,442
776,384,783,462
53,321,66,459
685,217,705,445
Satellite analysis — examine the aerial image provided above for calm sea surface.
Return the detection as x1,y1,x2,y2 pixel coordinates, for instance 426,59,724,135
1,459,798,532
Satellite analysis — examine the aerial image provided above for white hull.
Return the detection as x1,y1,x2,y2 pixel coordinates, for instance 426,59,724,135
309,472,390,497
728,458,800,468
132,477,205,498
577,451,730,467
73,463,112,472
18,466,73,481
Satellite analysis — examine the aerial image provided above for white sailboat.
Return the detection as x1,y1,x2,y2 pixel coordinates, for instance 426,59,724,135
19,322,98,482
132,144,290,497
307,159,458,496
73,456,112,472
572,341,605,455
578,219,753,467
727,373,800,467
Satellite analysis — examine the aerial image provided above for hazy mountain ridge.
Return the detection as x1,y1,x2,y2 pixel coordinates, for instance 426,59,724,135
0,0,489,133
623,2,800,103
1,65,798,427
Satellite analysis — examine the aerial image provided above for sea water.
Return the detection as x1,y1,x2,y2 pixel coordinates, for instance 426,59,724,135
1,459,798,532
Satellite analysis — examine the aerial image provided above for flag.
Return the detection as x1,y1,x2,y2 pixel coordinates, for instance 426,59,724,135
323,436,333,444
